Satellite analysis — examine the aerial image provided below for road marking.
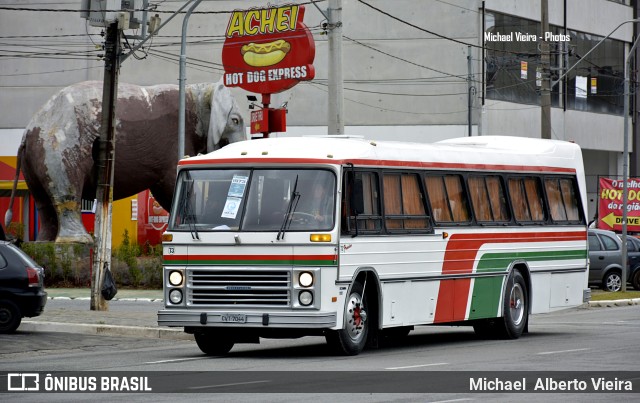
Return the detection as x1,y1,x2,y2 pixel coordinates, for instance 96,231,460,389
537,348,590,355
386,362,448,370
188,380,271,390
145,357,205,364
431,399,474,403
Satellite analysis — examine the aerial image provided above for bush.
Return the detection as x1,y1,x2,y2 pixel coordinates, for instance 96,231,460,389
21,229,162,289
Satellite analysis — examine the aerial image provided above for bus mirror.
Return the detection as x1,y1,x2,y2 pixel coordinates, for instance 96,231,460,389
352,179,365,214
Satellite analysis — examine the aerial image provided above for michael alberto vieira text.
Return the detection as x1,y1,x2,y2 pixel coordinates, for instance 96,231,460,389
470,377,633,392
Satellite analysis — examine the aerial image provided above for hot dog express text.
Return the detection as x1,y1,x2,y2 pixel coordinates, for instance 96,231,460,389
224,66,309,86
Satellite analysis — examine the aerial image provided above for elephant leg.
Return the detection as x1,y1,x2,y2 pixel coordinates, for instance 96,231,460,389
23,169,59,242
54,195,93,244
34,201,58,242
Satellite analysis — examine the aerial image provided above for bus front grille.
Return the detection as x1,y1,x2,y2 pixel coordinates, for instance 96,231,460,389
187,269,291,307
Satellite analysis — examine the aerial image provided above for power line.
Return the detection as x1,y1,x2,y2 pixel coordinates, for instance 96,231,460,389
344,35,470,83
0,1,327,14
355,0,537,56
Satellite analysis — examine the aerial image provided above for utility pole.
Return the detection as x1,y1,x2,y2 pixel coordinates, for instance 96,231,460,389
540,0,551,139
467,45,473,137
327,0,344,134
91,22,121,311
178,0,204,159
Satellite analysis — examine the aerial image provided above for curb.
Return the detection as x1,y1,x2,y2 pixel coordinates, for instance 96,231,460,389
588,298,640,308
21,321,192,341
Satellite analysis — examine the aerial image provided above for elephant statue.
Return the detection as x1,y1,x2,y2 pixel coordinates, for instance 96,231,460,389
5,79,246,244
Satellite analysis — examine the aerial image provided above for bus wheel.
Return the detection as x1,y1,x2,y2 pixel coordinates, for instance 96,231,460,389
326,281,368,355
194,331,234,355
501,269,528,339
473,270,528,340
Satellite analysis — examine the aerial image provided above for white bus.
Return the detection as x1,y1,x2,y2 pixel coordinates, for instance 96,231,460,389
158,135,589,356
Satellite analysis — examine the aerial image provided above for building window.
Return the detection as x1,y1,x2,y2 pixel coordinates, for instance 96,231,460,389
485,11,625,115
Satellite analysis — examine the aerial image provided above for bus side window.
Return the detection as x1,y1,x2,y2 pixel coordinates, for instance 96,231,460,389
342,171,381,234
382,173,430,231
424,174,471,224
468,175,510,223
508,177,546,223
544,177,582,223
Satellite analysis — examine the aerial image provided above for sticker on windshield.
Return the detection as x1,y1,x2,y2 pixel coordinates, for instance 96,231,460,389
228,175,248,198
221,197,242,219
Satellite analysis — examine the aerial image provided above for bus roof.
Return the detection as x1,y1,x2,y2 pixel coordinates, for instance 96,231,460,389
179,135,584,174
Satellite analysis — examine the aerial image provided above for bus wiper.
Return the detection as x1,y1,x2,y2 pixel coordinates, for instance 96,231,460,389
181,177,200,240
277,175,300,240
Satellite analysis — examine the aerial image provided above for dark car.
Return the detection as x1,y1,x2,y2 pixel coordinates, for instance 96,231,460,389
0,241,47,333
623,235,640,290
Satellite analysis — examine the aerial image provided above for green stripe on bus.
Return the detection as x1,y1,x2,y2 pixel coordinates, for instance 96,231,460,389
467,249,587,320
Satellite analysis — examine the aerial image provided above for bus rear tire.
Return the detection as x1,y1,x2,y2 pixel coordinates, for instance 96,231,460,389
326,281,368,356
194,331,234,356
473,269,528,340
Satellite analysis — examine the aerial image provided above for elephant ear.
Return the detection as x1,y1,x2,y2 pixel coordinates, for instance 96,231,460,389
209,79,233,152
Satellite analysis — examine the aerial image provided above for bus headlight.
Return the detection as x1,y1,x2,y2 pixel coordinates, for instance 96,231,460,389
169,270,183,286
169,289,183,304
298,290,313,306
299,271,314,287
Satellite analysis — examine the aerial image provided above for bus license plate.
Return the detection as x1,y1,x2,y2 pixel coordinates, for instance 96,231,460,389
221,313,246,323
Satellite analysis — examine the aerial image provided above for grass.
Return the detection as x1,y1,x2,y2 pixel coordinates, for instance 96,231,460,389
590,288,640,301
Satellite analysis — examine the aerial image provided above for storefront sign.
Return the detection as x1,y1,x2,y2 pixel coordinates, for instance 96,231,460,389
222,4,315,94
597,177,640,232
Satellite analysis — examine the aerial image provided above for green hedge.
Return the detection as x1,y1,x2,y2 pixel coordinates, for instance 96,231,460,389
21,230,162,289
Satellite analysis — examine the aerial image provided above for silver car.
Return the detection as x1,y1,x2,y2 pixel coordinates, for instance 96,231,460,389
588,229,624,292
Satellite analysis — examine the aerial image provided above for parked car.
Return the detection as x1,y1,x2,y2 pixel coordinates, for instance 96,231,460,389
622,235,640,290
588,228,640,292
0,241,46,333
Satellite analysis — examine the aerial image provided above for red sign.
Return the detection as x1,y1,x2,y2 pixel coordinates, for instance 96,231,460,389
250,109,268,134
597,177,640,232
137,190,169,247
222,4,315,94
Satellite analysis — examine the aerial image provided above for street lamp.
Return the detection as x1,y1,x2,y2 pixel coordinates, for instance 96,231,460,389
620,32,640,292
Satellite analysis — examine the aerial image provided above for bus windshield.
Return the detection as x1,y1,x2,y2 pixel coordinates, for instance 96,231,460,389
169,168,336,232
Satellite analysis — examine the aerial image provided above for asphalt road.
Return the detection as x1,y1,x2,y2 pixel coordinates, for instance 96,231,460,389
0,303,638,402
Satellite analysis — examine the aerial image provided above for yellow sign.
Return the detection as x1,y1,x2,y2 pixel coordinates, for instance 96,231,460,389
600,212,640,229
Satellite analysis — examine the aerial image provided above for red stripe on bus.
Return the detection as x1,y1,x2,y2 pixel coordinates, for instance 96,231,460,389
163,254,333,261
434,231,586,323
179,157,575,174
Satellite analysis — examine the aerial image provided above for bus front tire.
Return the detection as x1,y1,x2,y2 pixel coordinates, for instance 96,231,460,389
473,269,528,340
194,331,234,356
326,281,368,356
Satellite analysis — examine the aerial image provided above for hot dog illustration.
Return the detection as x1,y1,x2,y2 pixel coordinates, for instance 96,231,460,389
241,39,291,67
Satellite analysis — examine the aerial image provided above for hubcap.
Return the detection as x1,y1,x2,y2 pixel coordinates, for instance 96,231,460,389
0,308,9,325
509,283,525,326
607,275,622,292
346,292,366,341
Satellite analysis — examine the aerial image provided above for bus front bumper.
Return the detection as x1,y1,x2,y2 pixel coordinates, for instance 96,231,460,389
158,309,337,329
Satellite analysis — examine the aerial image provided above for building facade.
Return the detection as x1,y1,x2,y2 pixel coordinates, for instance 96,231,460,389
0,0,637,240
